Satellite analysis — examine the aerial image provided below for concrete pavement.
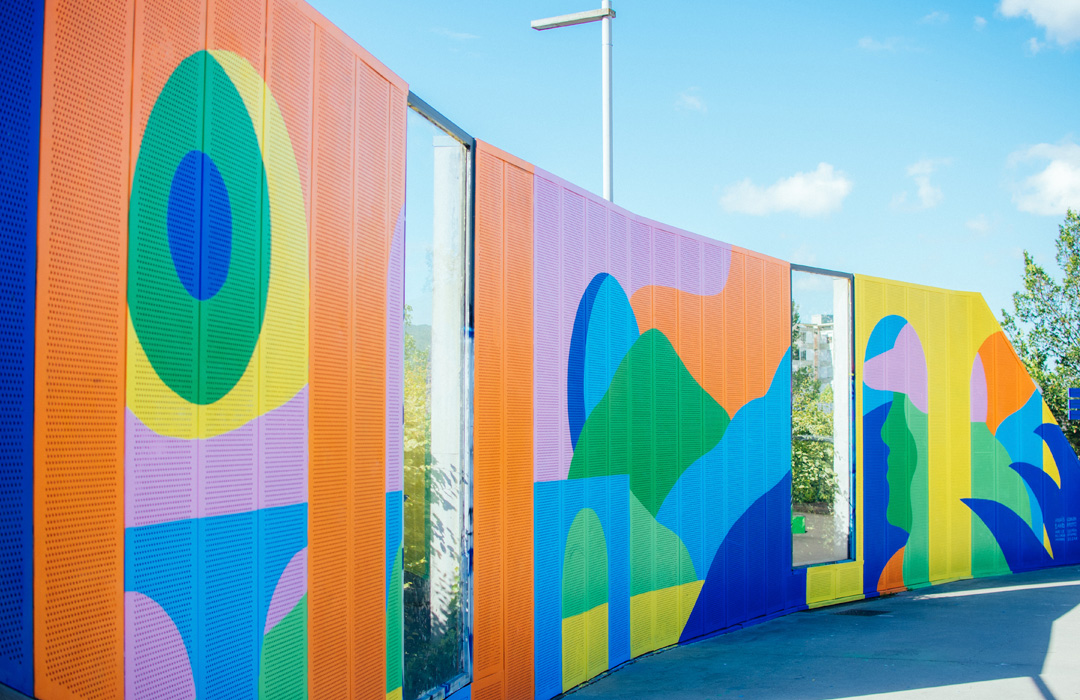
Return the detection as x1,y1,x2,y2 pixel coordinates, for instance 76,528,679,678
568,565,1080,699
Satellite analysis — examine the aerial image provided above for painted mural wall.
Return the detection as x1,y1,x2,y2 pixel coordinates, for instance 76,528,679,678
4,2,1080,700
30,0,406,698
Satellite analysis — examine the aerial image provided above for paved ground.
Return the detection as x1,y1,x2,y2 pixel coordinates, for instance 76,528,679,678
793,512,850,567
568,565,1080,700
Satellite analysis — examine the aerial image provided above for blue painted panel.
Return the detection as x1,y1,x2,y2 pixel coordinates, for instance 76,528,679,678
0,0,42,693
1068,388,1080,400
125,504,307,699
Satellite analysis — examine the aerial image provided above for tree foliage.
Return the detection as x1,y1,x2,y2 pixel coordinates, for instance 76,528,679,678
1001,209,1080,456
791,306,838,507
792,366,838,506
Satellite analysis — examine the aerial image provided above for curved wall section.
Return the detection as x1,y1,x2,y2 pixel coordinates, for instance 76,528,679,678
16,2,1080,700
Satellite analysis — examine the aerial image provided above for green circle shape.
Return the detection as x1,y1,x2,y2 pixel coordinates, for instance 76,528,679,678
129,51,271,405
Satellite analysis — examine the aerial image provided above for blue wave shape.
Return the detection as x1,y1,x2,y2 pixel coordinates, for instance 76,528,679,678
654,353,791,579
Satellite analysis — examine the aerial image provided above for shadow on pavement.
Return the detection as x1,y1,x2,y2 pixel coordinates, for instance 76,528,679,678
568,565,1080,700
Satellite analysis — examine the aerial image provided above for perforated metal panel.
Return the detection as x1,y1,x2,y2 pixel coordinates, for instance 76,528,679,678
37,1,132,697
352,55,390,698
310,28,356,700
306,17,405,697
0,0,41,693
474,143,535,700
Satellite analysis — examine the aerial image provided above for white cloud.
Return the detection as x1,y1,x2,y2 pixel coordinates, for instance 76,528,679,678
975,15,989,29
858,36,901,51
893,158,950,210
999,0,1080,45
1027,36,1046,52
921,11,950,24
1009,141,1080,215
966,214,992,233
432,27,479,41
720,163,853,217
675,87,707,113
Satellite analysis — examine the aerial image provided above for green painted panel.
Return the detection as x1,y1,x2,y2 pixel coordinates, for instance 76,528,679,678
629,492,697,597
569,329,729,517
387,545,403,693
129,50,270,405
562,508,610,619
970,422,1032,577
258,595,307,700
900,396,930,587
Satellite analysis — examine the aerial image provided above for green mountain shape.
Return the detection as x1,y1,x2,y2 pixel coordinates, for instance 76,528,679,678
630,492,698,596
568,328,730,518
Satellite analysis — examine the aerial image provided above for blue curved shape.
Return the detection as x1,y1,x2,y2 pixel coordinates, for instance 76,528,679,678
962,497,1053,573
168,150,233,301
568,274,639,447
1035,424,1080,565
533,475,631,698
655,353,791,578
385,490,402,599
864,314,907,361
679,474,807,643
862,399,910,596
124,503,307,699
863,385,893,416
996,390,1047,537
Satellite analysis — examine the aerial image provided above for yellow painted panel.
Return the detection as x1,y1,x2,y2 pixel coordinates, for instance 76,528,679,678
1044,402,1061,487
855,276,1001,591
629,581,703,659
562,604,609,692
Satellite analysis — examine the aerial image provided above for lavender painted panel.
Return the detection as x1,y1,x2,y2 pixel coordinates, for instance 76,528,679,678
531,168,737,482
535,175,563,483
125,388,310,528
387,209,405,492
125,592,196,700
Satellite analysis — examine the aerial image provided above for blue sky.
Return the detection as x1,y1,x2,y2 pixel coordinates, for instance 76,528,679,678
309,0,1079,318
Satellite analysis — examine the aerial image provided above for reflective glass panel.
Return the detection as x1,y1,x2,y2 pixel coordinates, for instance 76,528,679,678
791,270,854,567
403,106,470,699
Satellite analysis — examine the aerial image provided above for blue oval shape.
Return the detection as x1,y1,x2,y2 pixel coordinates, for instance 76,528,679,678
167,150,232,301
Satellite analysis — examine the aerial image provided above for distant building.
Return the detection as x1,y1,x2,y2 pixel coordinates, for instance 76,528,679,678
794,313,834,384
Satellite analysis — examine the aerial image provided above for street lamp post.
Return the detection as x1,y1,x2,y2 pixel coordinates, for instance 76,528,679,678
532,2,616,202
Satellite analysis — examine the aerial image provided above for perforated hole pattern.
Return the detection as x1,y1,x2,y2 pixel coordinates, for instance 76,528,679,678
0,0,41,694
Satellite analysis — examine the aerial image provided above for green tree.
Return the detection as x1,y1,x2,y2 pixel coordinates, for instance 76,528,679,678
1001,209,1080,455
791,305,838,506
404,304,431,578
792,367,837,505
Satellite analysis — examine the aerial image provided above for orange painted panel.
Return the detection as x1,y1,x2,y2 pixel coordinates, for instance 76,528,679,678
208,0,265,78
878,546,907,594
308,22,403,698
630,247,791,414
474,141,535,700
978,331,1035,435
36,0,132,697
130,0,204,170
267,0,314,221
310,27,356,700
352,56,390,697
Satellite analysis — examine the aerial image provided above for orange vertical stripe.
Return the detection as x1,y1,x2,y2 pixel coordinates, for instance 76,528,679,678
474,141,535,700
36,0,132,697
308,18,404,697
310,26,358,699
